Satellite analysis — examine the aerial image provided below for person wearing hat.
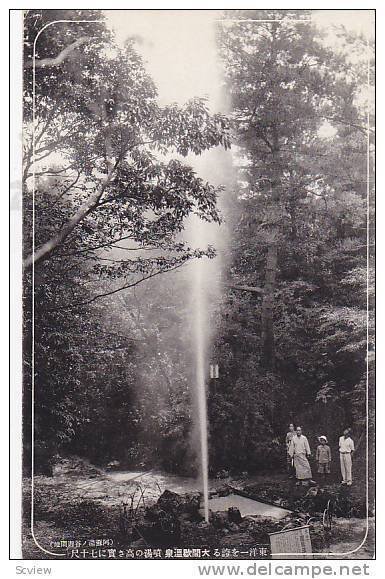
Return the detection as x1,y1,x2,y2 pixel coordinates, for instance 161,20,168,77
316,435,332,482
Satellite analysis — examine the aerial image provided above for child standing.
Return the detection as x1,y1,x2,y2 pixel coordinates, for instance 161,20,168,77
316,435,331,482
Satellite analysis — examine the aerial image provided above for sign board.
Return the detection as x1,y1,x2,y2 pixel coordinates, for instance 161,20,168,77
269,525,313,559
209,364,219,379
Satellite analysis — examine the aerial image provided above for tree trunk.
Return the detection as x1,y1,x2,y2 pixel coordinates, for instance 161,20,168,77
24,90,116,269
261,238,278,368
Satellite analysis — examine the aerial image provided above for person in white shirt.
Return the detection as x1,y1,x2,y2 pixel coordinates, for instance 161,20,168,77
339,428,355,486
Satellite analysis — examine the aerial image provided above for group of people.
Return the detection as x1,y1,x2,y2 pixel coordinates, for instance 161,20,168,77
285,424,355,486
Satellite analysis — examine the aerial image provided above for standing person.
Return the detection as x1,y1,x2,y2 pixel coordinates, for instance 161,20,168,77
288,426,313,485
339,428,355,486
316,435,332,483
286,423,295,478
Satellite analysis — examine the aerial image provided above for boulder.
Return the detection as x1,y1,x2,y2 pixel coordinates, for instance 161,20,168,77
183,492,201,516
215,485,231,497
198,507,212,521
305,486,319,497
157,489,183,513
216,469,230,479
139,505,181,546
212,511,228,529
197,521,210,529
228,507,242,524
107,460,121,470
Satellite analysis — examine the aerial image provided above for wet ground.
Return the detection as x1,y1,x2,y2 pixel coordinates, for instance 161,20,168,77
208,494,291,519
48,460,217,507
23,458,374,559
47,459,294,509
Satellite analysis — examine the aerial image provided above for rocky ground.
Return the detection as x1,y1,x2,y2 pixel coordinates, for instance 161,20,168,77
22,457,374,560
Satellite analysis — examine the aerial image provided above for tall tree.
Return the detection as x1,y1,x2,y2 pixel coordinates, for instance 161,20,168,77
23,10,230,283
23,9,231,471
220,10,361,368
210,11,373,468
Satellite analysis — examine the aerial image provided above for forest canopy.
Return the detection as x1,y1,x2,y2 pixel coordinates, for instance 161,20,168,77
23,9,374,477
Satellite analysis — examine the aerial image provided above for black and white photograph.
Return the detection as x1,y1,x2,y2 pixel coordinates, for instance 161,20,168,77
11,7,375,563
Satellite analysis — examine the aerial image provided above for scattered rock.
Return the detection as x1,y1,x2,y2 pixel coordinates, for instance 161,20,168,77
183,492,201,517
139,505,181,546
197,521,210,529
238,520,253,531
107,460,121,470
215,485,231,497
306,486,319,497
216,470,230,479
198,507,212,520
88,492,106,499
228,507,242,524
212,511,228,529
157,489,184,513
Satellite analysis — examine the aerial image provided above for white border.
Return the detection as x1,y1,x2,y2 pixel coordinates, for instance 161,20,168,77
31,19,100,557
10,9,23,560
10,6,374,564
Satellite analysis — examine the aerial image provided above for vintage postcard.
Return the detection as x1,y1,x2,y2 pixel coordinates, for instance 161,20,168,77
10,7,375,567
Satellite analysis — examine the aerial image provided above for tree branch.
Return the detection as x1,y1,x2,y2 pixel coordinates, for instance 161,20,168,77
47,261,189,311
226,284,264,295
26,37,90,68
323,115,374,135
23,160,118,269
23,87,128,270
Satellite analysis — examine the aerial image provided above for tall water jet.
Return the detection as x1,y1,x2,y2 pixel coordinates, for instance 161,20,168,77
187,139,235,521
187,146,234,522
192,220,210,523
107,10,232,517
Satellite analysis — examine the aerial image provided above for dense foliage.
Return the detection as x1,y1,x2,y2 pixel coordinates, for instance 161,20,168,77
23,9,229,474
23,10,374,477
207,10,374,470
